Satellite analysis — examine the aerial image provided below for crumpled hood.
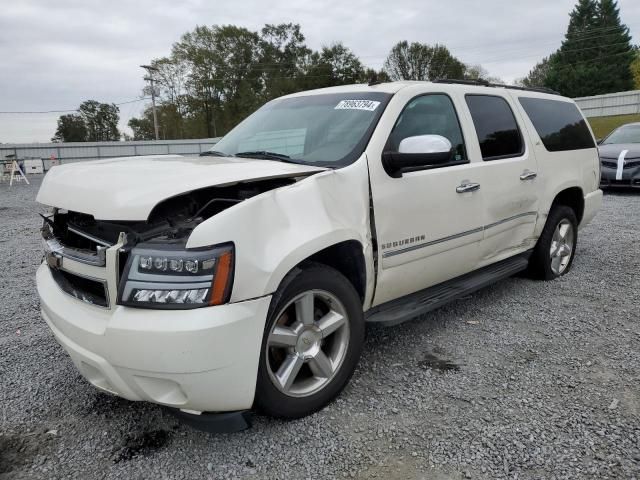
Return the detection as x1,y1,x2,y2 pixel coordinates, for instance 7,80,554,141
36,154,326,220
598,143,640,160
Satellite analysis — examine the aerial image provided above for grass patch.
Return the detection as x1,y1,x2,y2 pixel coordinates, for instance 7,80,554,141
587,114,640,139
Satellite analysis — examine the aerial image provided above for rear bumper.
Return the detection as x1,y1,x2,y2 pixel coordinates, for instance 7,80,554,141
37,263,271,412
580,189,602,229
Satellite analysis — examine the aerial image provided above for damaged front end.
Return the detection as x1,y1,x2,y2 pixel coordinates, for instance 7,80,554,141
41,177,297,309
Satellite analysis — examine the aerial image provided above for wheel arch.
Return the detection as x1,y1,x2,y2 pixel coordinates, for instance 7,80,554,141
267,237,370,306
550,186,584,224
299,240,367,303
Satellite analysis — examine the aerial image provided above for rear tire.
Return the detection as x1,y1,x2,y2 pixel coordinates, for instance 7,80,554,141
528,205,578,280
254,263,364,419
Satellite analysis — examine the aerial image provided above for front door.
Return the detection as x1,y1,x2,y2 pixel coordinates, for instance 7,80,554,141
367,91,486,306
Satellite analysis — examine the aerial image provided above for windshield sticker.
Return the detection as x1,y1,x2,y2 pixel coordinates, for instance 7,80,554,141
335,100,381,111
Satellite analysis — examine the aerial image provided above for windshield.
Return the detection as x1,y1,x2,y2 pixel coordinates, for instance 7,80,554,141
208,92,392,167
602,124,640,145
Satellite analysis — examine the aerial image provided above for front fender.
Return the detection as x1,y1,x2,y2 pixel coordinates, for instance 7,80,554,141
186,158,373,303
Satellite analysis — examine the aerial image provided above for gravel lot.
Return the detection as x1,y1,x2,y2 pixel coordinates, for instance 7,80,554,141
1,176,639,479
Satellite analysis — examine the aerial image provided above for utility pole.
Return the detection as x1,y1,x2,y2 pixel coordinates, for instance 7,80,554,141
140,64,160,140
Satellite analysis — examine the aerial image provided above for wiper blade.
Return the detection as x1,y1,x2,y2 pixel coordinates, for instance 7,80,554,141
235,150,291,161
199,150,229,157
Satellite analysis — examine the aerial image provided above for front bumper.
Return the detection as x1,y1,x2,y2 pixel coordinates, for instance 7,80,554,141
600,164,640,188
37,263,271,412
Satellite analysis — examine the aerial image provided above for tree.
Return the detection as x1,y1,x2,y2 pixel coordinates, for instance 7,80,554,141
78,100,120,141
464,64,503,84
52,114,87,142
302,43,366,89
52,101,119,142
632,51,640,89
128,115,155,141
383,41,465,81
362,68,391,84
127,24,495,139
131,25,379,138
517,55,556,88
172,25,263,137
544,0,635,96
259,23,311,99
128,103,188,140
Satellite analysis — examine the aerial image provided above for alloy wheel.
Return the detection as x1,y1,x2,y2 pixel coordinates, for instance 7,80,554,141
266,290,350,397
549,219,574,275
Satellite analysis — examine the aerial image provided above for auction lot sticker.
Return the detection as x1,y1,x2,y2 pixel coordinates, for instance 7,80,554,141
335,100,381,111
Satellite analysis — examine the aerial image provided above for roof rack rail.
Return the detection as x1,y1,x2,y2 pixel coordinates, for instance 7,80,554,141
434,78,490,87
433,78,559,96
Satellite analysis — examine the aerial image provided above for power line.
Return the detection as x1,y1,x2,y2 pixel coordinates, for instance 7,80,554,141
152,35,633,78
479,41,633,65
543,49,635,72
0,97,151,114
1,30,636,116
179,40,637,77
141,26,631,75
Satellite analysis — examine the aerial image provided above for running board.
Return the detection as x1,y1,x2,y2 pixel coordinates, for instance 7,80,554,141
365,253,530,327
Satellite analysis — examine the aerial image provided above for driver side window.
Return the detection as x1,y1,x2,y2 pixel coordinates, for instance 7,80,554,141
386,94,467,162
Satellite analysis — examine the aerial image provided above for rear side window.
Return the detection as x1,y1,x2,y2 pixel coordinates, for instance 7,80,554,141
519,97,595,151
465,95,523,160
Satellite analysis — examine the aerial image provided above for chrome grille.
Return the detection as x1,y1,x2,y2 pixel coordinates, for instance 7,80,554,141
625,159,640,168
601,159,640,169
42,223,109,266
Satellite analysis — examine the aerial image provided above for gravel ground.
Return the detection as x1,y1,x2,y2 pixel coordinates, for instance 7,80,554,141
1,176,639,480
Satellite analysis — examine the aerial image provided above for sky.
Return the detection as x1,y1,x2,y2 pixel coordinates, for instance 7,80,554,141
1,0,638,144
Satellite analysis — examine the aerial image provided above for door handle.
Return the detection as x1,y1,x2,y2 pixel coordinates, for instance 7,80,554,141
456,182,480,193
520,170,537,181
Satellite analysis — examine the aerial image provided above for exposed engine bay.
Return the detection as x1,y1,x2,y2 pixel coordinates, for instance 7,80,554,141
43,177,297,249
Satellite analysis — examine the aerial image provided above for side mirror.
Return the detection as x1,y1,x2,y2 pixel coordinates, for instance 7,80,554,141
382,135,454,178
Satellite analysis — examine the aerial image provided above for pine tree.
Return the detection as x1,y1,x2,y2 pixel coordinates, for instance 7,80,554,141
632,51,640,89
594,0,635,93
545,0,635,97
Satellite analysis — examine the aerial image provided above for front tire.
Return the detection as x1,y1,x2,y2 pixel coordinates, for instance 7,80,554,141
528,205,578,280
254,263,364,419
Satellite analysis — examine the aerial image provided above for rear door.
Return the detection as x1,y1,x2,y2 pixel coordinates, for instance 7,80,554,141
366,87,486,306
462,93,541,266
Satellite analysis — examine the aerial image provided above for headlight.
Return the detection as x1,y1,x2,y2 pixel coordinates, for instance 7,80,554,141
118,243,234,309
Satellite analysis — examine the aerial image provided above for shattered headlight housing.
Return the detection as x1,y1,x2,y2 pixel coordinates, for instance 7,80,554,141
118,243,234,309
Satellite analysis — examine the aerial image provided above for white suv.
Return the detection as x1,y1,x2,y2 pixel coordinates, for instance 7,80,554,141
36,80,602,431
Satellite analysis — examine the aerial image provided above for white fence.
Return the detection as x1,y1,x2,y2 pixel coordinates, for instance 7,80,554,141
0,138,221,170
574,90,640,118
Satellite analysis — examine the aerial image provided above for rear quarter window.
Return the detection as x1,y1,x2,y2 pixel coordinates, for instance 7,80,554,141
518,97,595,152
